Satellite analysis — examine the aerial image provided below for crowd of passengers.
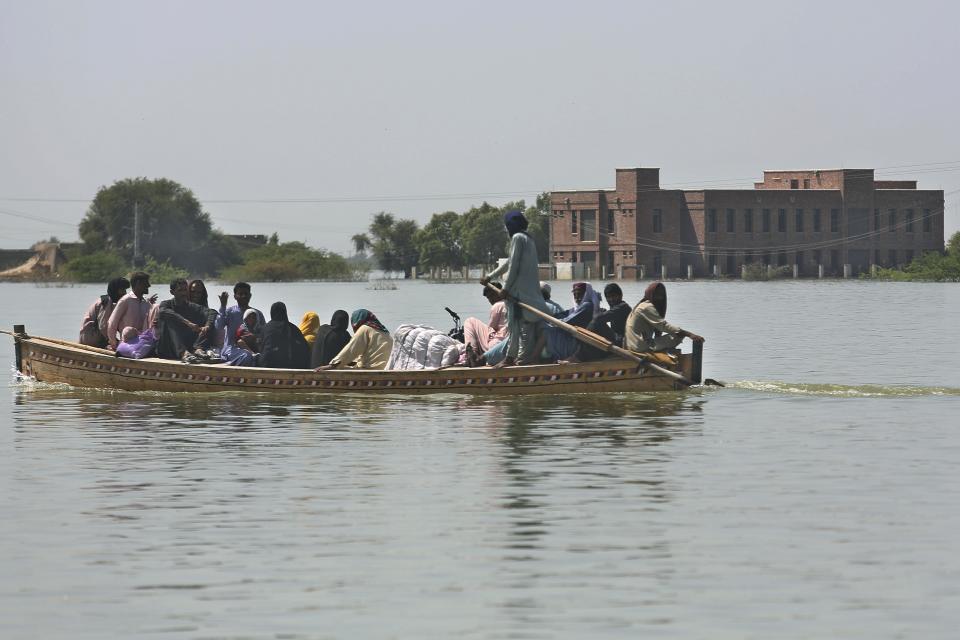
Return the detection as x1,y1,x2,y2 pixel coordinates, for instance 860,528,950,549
78,210,702,371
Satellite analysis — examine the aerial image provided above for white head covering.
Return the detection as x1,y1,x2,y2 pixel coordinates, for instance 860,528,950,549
573,282,603,319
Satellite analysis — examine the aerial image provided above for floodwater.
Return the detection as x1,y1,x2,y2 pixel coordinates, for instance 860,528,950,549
1,280,958,639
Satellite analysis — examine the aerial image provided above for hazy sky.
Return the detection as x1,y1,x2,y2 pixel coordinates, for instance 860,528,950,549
2,0,959,253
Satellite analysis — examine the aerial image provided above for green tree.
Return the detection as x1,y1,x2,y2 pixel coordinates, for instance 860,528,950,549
351,233,372,255
365,212,420,277
525,192,552,261
392,219,420,278
416,211,464,274
78,177,235,275
948,230,960,256
460,202,508,270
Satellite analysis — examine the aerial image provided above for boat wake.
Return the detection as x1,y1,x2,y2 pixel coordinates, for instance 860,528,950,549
727,380,960,398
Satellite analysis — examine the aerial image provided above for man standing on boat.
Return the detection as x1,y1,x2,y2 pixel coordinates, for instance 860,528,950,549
106,271,156,350
479,210,550,367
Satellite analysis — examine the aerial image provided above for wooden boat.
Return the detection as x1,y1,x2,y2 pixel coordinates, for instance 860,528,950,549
9,325,702,395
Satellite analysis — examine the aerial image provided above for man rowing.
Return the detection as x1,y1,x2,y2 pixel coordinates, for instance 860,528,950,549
479,210,550,367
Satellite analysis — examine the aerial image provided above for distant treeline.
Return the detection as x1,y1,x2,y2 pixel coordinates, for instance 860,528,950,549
351,194,551,278
53,176,549,284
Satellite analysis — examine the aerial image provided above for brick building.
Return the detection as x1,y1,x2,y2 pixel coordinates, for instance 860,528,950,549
549,167,944,278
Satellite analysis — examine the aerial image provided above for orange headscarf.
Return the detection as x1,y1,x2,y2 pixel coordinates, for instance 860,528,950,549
298,312,320,345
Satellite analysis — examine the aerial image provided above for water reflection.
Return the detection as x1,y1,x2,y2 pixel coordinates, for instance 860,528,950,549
455,392,707,623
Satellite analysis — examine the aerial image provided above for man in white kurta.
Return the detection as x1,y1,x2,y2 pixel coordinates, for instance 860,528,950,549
480,210,550,366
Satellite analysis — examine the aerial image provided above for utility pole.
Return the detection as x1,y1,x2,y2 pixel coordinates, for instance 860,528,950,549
133,201,143,267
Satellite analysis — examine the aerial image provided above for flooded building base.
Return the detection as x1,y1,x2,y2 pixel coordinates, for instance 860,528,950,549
549,167,945,279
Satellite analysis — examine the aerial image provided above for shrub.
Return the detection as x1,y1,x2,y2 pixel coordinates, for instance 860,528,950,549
742,263,792,281
63,251,128,282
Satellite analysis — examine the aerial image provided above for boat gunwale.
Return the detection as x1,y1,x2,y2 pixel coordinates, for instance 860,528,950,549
15,333,695,394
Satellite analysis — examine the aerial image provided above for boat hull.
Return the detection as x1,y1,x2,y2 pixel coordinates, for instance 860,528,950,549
14,334,700,395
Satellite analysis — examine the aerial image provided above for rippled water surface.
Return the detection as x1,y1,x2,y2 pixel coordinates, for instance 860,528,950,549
2,280,958,639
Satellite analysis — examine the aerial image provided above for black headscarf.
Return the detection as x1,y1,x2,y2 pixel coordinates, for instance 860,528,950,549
188,279,209,308
107,277,130,304
270,302,289,322
504,210,528,235
311,309,352,368
259,302,310,369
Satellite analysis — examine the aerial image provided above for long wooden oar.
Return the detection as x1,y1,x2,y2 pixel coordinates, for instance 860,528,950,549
482,283,693,386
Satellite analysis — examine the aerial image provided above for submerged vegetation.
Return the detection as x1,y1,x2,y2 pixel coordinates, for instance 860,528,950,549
741,264,793,281
220,235,360,282
865,232,960,282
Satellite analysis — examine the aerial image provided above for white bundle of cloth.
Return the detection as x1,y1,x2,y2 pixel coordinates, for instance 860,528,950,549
387,325,464,370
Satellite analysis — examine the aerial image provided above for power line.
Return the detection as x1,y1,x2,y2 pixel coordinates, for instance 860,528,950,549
0,207,73,227
2,160,960,206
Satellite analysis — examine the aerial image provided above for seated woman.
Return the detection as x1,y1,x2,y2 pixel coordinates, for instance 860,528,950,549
317,309,393,370
311,310,351,368
258,302,311,369
299,312,320,347
188,279,210,308
540,281,602,361
624,282,704,352
236,310,261,352
462,283,506,366
220,309,261,366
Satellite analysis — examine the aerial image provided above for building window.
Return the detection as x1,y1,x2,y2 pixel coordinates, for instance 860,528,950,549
744,252,754,264
571,251,578,263
744,208,754,233
607,210,616,235
923,209,932,232
653,208,663,233
726,208,735,232
726,254,735,275
762,209,771,232
707,208,717,233
777,209,787,232
653,252,662,273
762,252,771,265
888,249,897,266
796,250,804,267
813,208,822,232
831,249,839,267
790,179,799,189
803,178,810,189
777,251,788,266
814,249,822,265
795,208,804,232
905,209,914,232
580,210,597,242
888,209,896,232
830,209,840,233
571,211,578,235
